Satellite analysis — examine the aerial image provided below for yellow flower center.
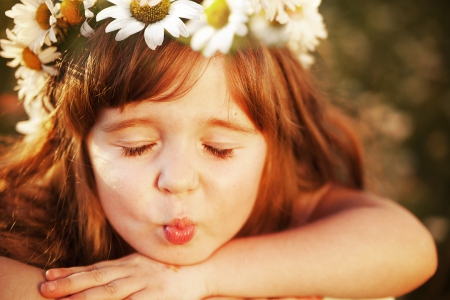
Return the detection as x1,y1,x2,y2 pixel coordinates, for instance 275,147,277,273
60,0,85,25
22,47,42,71
36,3,52,30
205,0,230,29
130,0,171,25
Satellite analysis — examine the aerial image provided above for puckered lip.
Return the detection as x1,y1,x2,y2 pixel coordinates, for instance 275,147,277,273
165,217,195,229
163,217,196,245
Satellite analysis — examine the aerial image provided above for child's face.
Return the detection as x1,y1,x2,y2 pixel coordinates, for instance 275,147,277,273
86,60,267,265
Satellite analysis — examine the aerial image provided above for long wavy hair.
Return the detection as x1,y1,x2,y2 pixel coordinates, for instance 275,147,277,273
0,25,364,268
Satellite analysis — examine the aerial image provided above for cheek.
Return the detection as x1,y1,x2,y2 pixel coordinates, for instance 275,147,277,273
90,156,149,219
207,153,266,233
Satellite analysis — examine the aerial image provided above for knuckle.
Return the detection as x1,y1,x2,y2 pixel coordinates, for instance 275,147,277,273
90,268,104,283
87,264,99,272
63,275,73,288
129,253,144,264
103,282,118,295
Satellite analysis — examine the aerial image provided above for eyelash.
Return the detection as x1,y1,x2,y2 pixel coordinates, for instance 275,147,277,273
121,144,234,159
203,144,234,159
122,144,155,157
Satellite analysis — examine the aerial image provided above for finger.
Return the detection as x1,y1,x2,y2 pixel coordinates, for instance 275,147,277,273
274,298,323,300
41,266,128,298
46,260,118,280
203,296,246,300
60,277,143,300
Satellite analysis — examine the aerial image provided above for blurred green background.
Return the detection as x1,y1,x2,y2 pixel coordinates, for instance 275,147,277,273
0,0,449,299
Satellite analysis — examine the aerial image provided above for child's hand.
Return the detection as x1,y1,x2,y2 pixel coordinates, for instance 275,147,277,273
205,297,323,300
40,253,209,300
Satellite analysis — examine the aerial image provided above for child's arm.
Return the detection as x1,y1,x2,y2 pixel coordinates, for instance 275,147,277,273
40,185,437,299
201,185,437,298
0,256,55,299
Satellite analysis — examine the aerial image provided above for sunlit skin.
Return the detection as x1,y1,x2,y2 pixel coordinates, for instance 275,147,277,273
86,59,267,265
0,45,437,300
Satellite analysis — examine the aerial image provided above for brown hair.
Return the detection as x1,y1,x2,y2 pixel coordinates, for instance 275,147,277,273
0,25,364,268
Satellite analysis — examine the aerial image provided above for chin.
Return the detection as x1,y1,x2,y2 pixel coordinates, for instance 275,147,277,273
149,246,217,266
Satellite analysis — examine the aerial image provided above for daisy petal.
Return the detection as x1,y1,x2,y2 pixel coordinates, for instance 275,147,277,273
186,18,206,34
144,22,164,50
16,119,41,135
161,15,180,38
5,10,15,19
5,29,15,40
85,9,94,18
39,47,60,64
84,0,96,9
229,13,248,24
190,26,215,51
50,15,57,26
174,17,189,37
97,6,130,21
174,0,204,12
217,29,234,54
49,28,57,43
42,65,58,76
106,18,134,32
6,59,21,68
81,21,95,37
203,28,233,57
170,1,203,19
234,23,248,36
116,21,146,41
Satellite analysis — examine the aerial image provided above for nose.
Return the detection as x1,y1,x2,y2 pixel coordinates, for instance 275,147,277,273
156,145,199,195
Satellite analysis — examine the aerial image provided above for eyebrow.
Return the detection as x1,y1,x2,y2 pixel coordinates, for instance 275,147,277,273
100,117,257,134
100,118,155,133
205,118,258,134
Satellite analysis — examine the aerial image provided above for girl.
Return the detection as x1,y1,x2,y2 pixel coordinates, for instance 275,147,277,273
0,0,437,299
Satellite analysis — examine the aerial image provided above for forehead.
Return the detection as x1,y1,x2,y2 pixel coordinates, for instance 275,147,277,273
93,58,255,131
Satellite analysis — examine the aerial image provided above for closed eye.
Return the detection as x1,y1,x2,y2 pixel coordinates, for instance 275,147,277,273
122,144,156,157
203,144,234,159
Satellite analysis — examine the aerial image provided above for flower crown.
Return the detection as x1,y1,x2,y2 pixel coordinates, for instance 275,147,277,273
1,0,327,135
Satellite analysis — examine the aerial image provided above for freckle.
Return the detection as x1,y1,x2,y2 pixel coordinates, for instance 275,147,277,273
165,264,181,272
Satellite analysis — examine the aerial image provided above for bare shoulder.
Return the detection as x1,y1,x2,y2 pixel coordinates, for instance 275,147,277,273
0,256,52,299
309,184,411,222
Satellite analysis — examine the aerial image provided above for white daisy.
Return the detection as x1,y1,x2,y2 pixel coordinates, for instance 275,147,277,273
250,0,300,23
1,29,59,114
1,30,57,136
15,93,52,136
285,0,327,67
16,75,52,113
5,0,59,52
248,12,289,47
96,0,203,50
0,29,60,78
188,0,251,57
16,76,42,106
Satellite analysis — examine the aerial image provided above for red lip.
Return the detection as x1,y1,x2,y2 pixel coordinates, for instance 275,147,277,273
164,218,195,245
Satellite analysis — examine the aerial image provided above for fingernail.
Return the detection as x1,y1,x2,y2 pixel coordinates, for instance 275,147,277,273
43,281,57,292
46,269,60,279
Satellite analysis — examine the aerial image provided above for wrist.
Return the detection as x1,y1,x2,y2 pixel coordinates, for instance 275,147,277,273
193,253,219,298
